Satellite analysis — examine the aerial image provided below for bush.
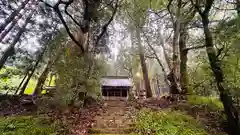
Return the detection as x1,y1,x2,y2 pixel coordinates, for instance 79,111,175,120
187,95,223,111
53,52,105,107
0,116,63,135
135,109,208,135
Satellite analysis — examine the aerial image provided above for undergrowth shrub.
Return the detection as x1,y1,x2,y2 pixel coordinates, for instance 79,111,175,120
187,95,223,111
0,116,64,135
135,109,208,135
53,51,106,107
172,95,227,134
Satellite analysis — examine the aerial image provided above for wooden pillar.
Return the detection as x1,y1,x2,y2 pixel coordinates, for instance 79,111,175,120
120,89,122,97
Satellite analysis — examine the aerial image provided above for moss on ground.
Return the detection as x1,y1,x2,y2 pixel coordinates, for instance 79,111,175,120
172,95,227,135
187,95,223,111
134,109,209,135
0,115,64,135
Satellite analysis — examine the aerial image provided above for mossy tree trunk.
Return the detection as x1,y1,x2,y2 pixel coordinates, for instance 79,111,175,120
194,0,240,134
168,0,182,95
179,23,189,95
136,28,152,98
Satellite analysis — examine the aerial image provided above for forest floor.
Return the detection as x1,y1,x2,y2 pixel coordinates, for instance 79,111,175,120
133,97,227,135
0,95,229,135
88,97,227,135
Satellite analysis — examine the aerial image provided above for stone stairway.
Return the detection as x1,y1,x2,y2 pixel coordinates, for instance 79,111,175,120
89,100,136,135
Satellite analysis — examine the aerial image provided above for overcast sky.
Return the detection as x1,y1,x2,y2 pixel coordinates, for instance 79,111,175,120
0,0,237,63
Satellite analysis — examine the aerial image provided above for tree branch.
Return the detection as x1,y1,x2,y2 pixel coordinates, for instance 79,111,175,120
54,7,85,52
145,51,156,60
64,0,82,28
203,0,215,15
190,0,203,15
40,0,53,8
167,0,174,23
145,55,156,59
98,0,114,12
184,45,206,51
216,47,224,58
96,0,119,46
41,0,85,52
140,29,171,86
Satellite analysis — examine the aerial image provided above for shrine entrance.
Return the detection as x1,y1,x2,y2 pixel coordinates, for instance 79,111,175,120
100,76,132,100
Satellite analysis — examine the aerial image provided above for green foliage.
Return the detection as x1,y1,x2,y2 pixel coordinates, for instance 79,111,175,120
188,56,220,96
44,30,67,61
0,67,23,93
187,95,223,111
123,0,165,26
0,116,63,135
173,95,227,135
116,45,140,77
135,109,208,135
0,30,66,95
214,17,240,107
0,67,56,95
54,52,106,106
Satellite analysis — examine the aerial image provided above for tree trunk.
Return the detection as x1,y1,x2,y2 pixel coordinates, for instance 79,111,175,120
0,45,15,69
0,13,32,69
171,0,181,75
33,60,50,95
33,46,63,95
201,9,240,135
15,70,29,94
179,23,188,94
178,4,196,95
236,0,240,16
48,72,53,86
0,4,31,42
168,0,182,95
160,43,171,70
136,28,152,97
18,70,32,95
0,0,31,33
144,34,170,87
156,30,171,70
19,52,44,95
156,76,161,98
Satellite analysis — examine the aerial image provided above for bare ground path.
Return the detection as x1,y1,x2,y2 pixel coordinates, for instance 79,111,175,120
89,100,137,135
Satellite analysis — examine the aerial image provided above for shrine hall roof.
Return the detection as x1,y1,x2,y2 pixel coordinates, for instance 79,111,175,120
100,76,132,87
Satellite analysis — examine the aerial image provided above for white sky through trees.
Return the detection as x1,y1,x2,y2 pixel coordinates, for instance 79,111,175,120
0,0,238,67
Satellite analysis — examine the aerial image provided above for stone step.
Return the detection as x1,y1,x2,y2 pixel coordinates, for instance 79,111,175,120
92,119,133,128
88,127,135,134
